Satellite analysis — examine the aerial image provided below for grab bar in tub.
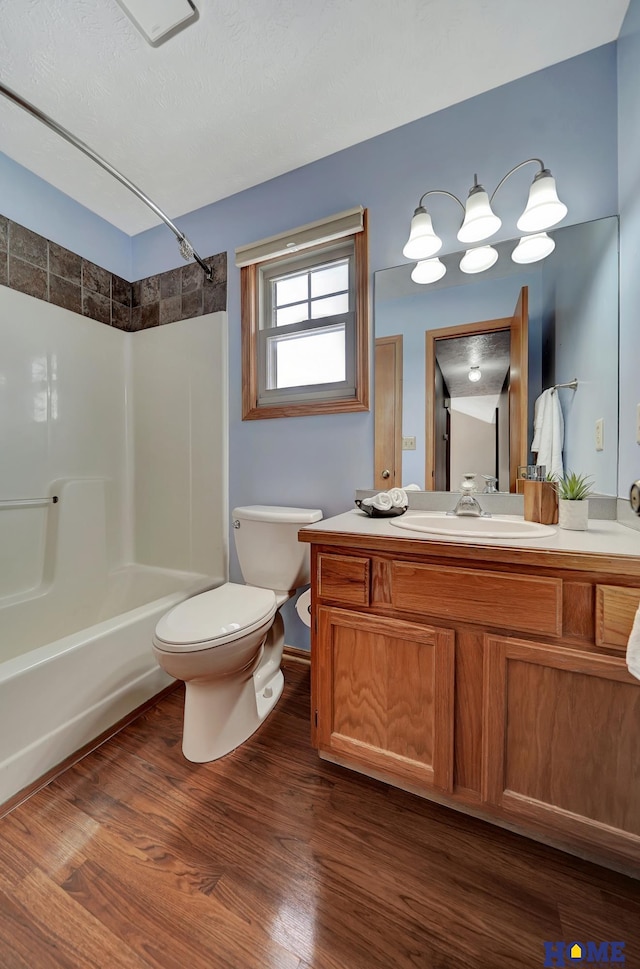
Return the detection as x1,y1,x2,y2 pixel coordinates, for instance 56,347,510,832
0,496,58,507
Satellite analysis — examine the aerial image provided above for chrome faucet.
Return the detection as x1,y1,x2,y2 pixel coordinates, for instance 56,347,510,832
482,475,498,494
449,473,491,518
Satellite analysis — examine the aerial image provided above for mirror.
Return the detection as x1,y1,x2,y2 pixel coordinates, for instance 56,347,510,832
373,216,619,495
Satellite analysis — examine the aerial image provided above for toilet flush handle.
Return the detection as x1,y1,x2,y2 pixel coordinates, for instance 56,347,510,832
232,519,241,529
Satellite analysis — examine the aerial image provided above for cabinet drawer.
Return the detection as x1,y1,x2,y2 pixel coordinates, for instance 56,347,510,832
596,585,640,650
318,553,370,606
391,562,562,636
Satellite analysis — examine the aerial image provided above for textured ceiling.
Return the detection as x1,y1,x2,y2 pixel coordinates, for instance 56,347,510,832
0,0,629,235
435,331,511,398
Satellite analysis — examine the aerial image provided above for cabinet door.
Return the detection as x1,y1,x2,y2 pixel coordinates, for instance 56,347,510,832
316,607,455,793
482,636,640,864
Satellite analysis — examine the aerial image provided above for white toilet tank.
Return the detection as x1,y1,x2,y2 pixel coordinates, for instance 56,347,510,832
233,505,323,593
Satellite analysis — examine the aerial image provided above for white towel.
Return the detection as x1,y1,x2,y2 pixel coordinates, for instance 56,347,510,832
388,487,408,508
402,483,421,492
627,603,640,681
362,491,393,511
531,388,564,479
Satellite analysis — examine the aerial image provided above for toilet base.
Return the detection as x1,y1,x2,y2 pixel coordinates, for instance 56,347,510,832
181,662,284,763
255,667,284,723
182,616,284,764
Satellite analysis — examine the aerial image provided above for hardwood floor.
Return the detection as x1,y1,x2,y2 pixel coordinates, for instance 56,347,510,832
1,661,638,969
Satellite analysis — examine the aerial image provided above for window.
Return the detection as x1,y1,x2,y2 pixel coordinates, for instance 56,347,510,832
238,207,369,419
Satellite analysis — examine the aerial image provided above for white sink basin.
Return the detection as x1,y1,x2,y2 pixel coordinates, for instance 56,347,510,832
390,512,556,540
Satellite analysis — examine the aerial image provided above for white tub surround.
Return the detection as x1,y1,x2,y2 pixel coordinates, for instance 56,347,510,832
0,566,215,806
0,477,222,807
0,288,228,806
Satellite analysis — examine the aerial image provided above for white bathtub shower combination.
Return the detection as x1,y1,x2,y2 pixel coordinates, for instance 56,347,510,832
0,289,228,806
0,479,221,805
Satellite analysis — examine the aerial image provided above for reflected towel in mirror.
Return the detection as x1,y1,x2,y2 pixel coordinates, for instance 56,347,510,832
531,388,564,479
388,488,409,507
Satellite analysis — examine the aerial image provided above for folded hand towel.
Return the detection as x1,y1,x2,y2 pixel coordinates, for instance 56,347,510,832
531,388,564,479
362,491,394,511
388,487,408,508
627,602,640,681
403,483,421,492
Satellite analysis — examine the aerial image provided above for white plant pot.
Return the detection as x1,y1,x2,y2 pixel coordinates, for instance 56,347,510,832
558,498,589,531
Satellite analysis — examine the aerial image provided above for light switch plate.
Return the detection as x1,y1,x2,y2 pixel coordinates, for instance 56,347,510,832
402,436,416,450
595,418,604,451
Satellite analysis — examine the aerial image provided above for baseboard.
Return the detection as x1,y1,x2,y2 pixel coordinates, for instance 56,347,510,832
283,645,311,666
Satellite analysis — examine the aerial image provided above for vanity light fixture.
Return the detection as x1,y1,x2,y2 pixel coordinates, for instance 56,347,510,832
468,366,482,383
404,158,567,283
511,232,555,264
460,245,498,275
457,176,502,243
517,170,567,233
411,257,447,284
403,210,442,260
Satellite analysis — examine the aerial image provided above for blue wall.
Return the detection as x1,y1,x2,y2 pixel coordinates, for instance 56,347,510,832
618,0,640,497
2,42,624,645
541,218,619,495
131,45,619,558
376,271,543,487
0,152,131,279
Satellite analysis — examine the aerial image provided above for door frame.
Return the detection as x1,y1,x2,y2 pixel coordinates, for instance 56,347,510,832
425,291,528,492
374,334,403,489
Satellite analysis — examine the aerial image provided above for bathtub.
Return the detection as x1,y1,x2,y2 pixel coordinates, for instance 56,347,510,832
0,563,216,807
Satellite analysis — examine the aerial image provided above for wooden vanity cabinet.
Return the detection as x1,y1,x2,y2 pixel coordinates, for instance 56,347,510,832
303,535,640,876
482,636,640,867
316,607,455,793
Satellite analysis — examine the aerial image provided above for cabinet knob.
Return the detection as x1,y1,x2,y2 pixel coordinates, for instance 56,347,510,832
381,469,391,479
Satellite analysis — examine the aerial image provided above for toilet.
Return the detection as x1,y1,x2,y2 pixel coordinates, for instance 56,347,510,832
152,504,322,762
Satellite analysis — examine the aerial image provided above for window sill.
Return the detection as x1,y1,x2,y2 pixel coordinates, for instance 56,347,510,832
242,396,369,420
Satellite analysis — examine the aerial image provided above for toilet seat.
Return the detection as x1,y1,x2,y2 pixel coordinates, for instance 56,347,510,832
154,582,277,652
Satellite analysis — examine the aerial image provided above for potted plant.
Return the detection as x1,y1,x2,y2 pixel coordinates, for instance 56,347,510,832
554,470,594,530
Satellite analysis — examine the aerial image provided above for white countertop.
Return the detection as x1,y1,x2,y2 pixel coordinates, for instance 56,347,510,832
301,508,640,560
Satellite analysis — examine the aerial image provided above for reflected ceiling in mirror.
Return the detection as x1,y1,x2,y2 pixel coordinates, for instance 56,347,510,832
373,217,619,496
436,330,510,397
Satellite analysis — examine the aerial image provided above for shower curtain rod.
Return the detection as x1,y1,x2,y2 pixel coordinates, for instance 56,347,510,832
0,82,212,280
0,496,58,507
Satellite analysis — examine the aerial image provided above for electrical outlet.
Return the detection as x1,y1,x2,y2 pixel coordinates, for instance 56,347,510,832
595,418,604,452
402,436,416,450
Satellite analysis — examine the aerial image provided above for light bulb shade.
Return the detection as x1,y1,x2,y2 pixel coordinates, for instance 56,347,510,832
402,207,442,260
459,245,498,275
516,170,568,233
411,257,446,285
511,232,556,264
468,366,482,382
457,186,502,243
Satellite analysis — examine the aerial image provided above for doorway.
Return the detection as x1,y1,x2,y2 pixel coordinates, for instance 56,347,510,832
425,287,528,491
374,334,403,489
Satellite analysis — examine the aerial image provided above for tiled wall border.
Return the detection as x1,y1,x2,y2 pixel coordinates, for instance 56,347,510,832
0,214,226,331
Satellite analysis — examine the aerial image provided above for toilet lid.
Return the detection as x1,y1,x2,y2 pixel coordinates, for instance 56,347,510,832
154,582,277,650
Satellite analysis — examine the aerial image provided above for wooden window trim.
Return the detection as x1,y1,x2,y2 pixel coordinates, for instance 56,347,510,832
241,211,370,420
